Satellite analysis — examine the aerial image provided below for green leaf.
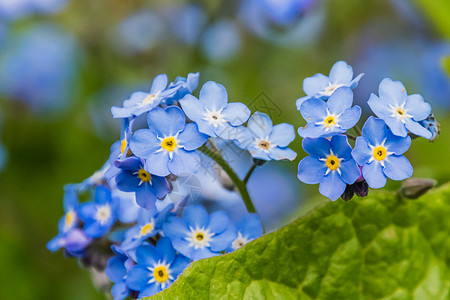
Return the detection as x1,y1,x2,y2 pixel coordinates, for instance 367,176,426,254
411,0,450,38
150,184,450,299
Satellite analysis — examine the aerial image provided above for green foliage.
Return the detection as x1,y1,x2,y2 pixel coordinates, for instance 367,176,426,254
150,184,450,299
443,56,450,77
411,0,450,38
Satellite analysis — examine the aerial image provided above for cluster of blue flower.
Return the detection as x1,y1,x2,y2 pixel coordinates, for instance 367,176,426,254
48,72,299,299
297,61,439,201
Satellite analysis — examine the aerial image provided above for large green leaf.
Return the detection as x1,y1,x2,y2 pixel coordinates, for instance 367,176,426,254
150,184,450,299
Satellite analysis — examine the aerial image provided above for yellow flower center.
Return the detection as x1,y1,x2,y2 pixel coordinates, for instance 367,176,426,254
142,94,157,105
161,137,177,152
138,168,152,182
396,108,406,116
258,140,270,150
324,116,336,128
139,223,154,236
64,211,75,228
195,233,204,241
153,266,169,283
373,146,387,161
120,138,127,154
326,155,340,170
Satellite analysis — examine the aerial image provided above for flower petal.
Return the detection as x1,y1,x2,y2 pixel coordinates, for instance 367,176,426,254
207,211,229,234
337,106,361,130
384,131,411,155
302,137,331,158
269,123,295,147
378,78,408,106
147,106,185,137
383,155,413,181
145,151,170,177
319,171,346,201
297,156,326,184
405,94,431,121
362,162,386,189
404,118,432,139
352,137,372,166
247,112,273,139
303,73,329,96
299,98,327,123
130,129,160,159
327,87,353,114
339,159,361,185
183,205,209,228
149,74,168,94
268,147,297,161
221,102,251,126
361,116,388,146
177,123,208,151
126,265,151,291
329,61,353,84
198,81,228,111
168,149,201,176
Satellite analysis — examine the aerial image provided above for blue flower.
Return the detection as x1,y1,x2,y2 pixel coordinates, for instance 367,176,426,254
78,186,117,238
235,112,297,161
111,74,176,118
130,106,208,176
367,78,432,139
298,87,361,138
201,20,242,62
180,81,251,138
297,135,361,200
57,185,79,233
109,118,133,164
126,238,190,298
121,205,174,251
164,72,200,105
352,116,413,189
46,228,91,257
228,213,263,251
105,245,135,300
296,61,364,108
163,205,236,260
115,157,170,210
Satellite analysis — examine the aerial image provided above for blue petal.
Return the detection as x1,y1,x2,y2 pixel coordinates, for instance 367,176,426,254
198,81,228,111
115,157,141,171
328,61,353,84
319,171,346,201
147,106,185,137
171,238,193,259
156,237,175,264
298,123,330,139
163,217,189,239
77,202,97,221
338,106,361,129
64,229,91,252
405,94,431,121
111,281,129,300
268,147,297,161
302,137,331,158
303,73,329,96
269,123,295,147
207,211,229,234
186,72,200,92
168,149,201,176
126,265,151,291
362,162,386,189
179,94,206,121
106,257,127,283
383,155,413,181
144,151,170,177
367,93,392,120
349,73,364,89
384,132,411,155
153,176,170,199
183,205,209,228
115,172,139,193
139,284,161,298
237,214,263,239
135,187,157,210
83,220,108,238
247,112,273,139
352,137,372,166
378,78,408,107
191,246,218,261
130,129,160,159
95,185,112,204
327,87,353,114
405,118,432,139
221,102,251,126
149,74,168,94
136,244,161,266
297,156,326,184
296,96,312,111
63,185,78,211
300,98,327,123
170,255,191,277
339,159,361,185
330,135,352,160
177,123,208,151
361,116,388,146
209,228,236,252
385,117,408,137
247,147,271,160
47,235,63,252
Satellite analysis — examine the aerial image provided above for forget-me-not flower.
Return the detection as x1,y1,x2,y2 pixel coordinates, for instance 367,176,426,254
109,118,133,164
298,87,361,138
180,81,250,138
105,245,135,300
130,106,208,176
367,78,432,139
163,205,236,260
296,61,364,108
352,116,413,189
297,135,361,200
235,112,297,161
47,228,91,257
111,74,176,118
229,213,263,251
126,238,190,298
115,157,170,210
164,72,199,105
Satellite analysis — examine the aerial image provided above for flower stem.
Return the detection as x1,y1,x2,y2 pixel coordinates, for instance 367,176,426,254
199,144,256,213
243,163,258,184
353,124,362,136
345,133,357,141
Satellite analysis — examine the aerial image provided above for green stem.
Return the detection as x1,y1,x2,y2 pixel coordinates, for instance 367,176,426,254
353,124,362,136
243,163,258,185
345,133,357,141
199,144,256,213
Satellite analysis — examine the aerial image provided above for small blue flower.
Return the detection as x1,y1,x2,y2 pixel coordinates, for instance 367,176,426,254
46,228,91,257
297,135,361,200
130,106,208,176
78,186,117,238
298,87,361,138
180,81,251,138
111,74,176,118
115,157,170,210
235,112,297,161
367,78,432,139
121,205,174,251
109,118,133,164
296,61,364,108
163,205,236,260
164,72,200,105
352,116,413,189
126,238,190,298
105,245,136,300
228,213,263,251
57,184,79,234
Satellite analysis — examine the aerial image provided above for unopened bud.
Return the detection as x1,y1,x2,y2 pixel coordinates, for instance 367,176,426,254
401,178,437,199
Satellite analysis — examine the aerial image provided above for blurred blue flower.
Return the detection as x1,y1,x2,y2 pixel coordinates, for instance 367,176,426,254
105,245,135,300
298,135,361,200
180,81,250,138
201,19,241,62
165,5,206,46
126,238,190,297
46,228,91,257
115,157,170,210
235,112,297,161
368,78,432,139
164,72,199,105
298,87,361,138
111,74,176,118
56,185,79,234
78,186,117,238
0,0,70,20
163,205,236,260
352,117,412,189
0,24,79,113
130,106,208,177
228,213,263,251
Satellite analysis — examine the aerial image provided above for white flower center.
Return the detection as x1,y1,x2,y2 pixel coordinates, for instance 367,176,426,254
321,83,343,97
254,138,273,152
232,232,251,250
185,226,214,250
141,94,158,106
95,205,111,225
389,103,412,123
203,107,226,127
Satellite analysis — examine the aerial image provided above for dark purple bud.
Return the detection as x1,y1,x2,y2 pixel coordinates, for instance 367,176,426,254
341,184,354,202
401,178,437,199
354,180,369,198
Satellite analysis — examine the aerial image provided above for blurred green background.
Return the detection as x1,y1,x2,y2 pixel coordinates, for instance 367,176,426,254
0,0,448,299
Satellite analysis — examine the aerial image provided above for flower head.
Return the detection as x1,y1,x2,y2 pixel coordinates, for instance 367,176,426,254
105,245,135,300
235,112,297,161
109,118,134,164
367,78,432,139
130,106,208,176
163,205,236,260
46,228,91,257
352,116,413,189
180,81,250,138
126,238,190,298
164,72,200,105
229,213,263,251
297,135,361,200
298,87,361,138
